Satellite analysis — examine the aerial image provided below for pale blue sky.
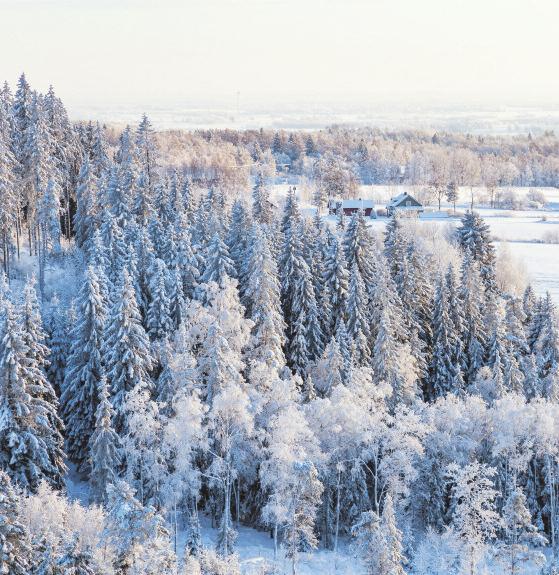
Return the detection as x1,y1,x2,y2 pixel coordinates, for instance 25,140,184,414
2,0,558,109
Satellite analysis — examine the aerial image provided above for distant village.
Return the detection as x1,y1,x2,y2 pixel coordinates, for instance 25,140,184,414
327,191,424,218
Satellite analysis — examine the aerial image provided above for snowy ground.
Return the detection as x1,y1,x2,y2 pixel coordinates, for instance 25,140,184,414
66,473,365,574
198,523,362,575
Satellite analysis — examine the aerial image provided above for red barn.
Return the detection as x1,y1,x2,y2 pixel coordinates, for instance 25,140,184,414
328,199,375,217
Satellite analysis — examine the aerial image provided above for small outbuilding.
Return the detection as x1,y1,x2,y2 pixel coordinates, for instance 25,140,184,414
328,199,375,217
386,192,423,217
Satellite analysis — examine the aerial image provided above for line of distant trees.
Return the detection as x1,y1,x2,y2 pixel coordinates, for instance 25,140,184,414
132,126,559,208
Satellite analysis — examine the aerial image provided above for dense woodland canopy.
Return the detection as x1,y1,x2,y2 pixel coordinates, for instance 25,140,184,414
1,75,559,574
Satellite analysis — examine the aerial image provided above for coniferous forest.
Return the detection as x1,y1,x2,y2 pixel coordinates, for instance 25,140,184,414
1,75,559,575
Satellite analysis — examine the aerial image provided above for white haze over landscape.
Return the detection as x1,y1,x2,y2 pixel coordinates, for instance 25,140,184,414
4,0,559,131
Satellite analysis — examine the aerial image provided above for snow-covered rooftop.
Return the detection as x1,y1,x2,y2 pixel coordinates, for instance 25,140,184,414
387,192,421,207
328,199,374,208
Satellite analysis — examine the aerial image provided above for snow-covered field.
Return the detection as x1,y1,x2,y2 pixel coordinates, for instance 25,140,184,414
70,103,559,134
503,242,559,301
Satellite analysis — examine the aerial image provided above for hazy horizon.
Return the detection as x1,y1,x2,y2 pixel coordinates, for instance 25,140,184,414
3,0,559,117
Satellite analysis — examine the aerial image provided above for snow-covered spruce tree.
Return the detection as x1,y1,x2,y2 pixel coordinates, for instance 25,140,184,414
0,271,9,314
500,298,528,394
446,461,500,575
485,310,521,399
100,209,128,286
190,194,211,251
89,376,121,506
289,308,309,378
384,213,408,281
504,296,529,360
345,262,371,366
103,481,176,574
535,293,559,388
38,177,62,256
307,212,327,322
154,180,174,232
174,222,201,300
131,224,156,317
430,274,461,399
178,176,194,217
55,535,97,575
460,253,487,385
351,493,406,575
456,210,497,295
22,92,54,244
291,254,323,365
0,301,58,491
322,228,349,336
51,536,97,575
155,326,198,407
252,168,274,226
146,257,173,341
197,320,244,405
368,253,403,336
115,125,137,172
522,352,541,398
89,122,110,178
45,294,69,396
523,284,537,328
445,263,465,366
495,485,547,575
335,203,346,231
103,268,153,433
184,510,203,560
398,240,434,384
527,295,546,352
0,103,17,276
167,169,182,220
148,212,166,261
135,114,158,194
243,224,286,369
195,278,252,402
105,165,130,226
279,188,304,327
160,216,178,271
335,318,353,384
343,208,376,285
115,130,138,220
0,471,33,575
199,232,236,288
169,266,186,330
227,199,251,282
13,73,32,170
86,228,110,301
61,266,106,472
372,287,419,406
19,278,66,489
132,169,155,227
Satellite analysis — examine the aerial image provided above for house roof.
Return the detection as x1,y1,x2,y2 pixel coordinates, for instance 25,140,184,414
328,199,375,209
387,192,422,208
